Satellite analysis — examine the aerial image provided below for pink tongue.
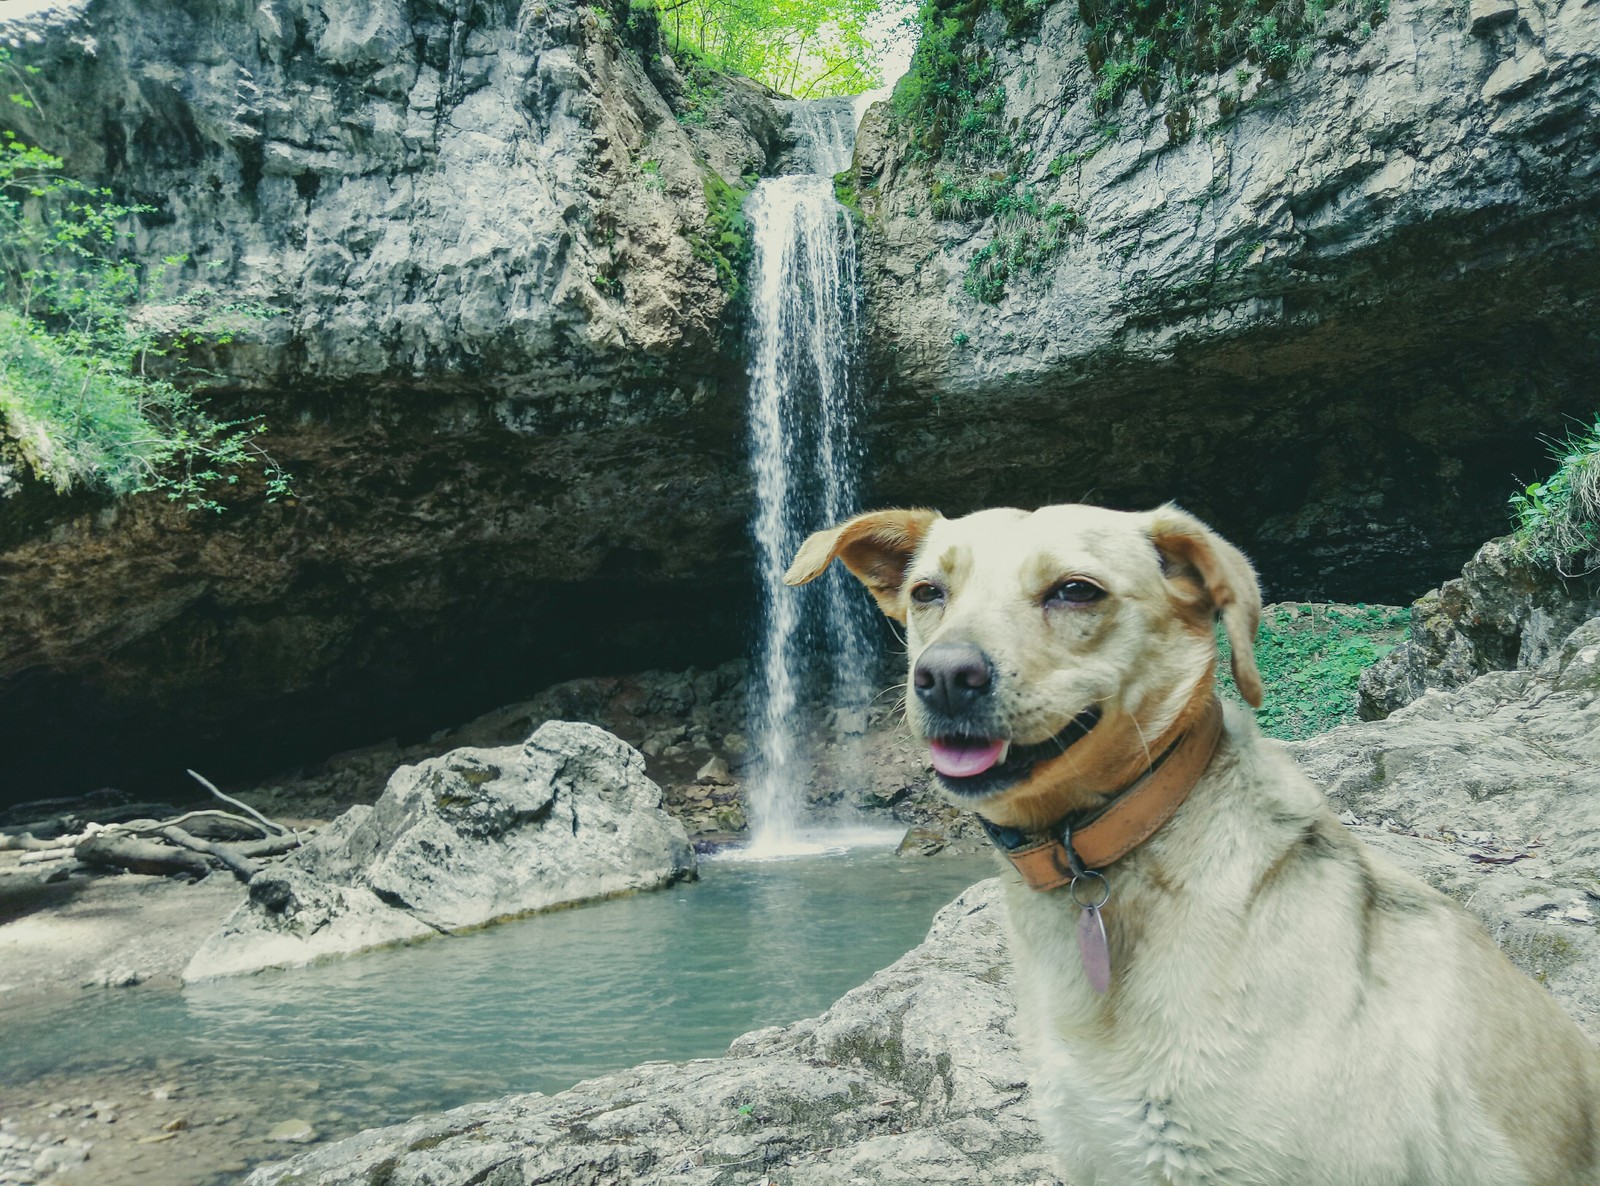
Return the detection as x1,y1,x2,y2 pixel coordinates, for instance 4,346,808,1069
928,738,1007,779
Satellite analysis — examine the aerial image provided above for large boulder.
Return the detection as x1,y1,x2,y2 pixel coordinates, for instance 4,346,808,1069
1357,534,1600,717
184,721,695,979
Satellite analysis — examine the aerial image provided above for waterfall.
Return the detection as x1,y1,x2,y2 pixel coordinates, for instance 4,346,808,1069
744,98,876,853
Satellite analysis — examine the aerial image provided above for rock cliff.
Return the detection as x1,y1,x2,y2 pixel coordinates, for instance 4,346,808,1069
4,0,1599,802
0,0,783,800
853,0,1600,601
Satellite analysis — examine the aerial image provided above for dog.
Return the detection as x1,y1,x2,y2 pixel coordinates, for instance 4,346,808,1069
787,502,1600,1186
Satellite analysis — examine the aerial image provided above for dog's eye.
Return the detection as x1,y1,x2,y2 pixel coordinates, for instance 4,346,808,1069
1045,579,1105,606
909,581,946,605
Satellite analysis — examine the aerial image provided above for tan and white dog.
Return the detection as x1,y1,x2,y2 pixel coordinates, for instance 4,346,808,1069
787,502,1600,1186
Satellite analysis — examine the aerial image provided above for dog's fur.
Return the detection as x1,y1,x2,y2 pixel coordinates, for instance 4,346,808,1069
788,503,1600,1186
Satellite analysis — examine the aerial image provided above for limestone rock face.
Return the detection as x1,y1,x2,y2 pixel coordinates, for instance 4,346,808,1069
1357,534,1600,717
855,0,1600,602
4,0,776,389
0,0,783,801
184,721,695,979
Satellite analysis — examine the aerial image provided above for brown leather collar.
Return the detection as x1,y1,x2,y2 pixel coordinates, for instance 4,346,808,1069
978,695,1225,891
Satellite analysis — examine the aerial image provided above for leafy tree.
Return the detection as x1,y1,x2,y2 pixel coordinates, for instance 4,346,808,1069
653,0,887,96
0,50,288,511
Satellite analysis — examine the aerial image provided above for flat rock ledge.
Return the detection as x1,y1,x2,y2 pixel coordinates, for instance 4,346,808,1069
243,625,1600,1184
185,721,695,981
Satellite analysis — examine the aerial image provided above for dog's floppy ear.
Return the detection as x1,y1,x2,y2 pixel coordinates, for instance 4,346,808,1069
1147,504,1264,708
784,509,939,622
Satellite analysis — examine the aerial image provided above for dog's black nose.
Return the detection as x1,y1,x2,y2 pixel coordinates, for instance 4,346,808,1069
914,641,993,716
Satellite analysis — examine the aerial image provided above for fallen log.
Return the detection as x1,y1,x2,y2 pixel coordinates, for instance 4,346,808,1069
59,776,307,882
158,827,261,883
76,833,212,878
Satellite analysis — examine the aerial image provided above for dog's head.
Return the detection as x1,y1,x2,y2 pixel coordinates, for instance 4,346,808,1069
786,504,1262,829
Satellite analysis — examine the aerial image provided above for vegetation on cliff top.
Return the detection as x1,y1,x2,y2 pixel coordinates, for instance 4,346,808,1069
649,0,888,96
0,60,287,511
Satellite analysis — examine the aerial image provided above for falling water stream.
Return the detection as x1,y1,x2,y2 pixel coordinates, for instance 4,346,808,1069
745,98,880,853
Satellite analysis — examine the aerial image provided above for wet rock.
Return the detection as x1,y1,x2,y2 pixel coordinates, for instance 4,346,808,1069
266,1119,317,1144
694,756,732,786
896,826,948,857
185,723,695,979
86,967,143,989
31,1141,89,1174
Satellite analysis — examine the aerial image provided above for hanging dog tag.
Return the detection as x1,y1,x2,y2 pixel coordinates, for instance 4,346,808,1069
1076,903,1111,993
1071,870,1112,994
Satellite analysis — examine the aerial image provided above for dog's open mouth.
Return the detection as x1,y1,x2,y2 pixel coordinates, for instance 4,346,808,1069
927,707,1102,797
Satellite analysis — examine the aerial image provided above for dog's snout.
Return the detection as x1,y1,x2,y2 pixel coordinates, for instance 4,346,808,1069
913,642,994,716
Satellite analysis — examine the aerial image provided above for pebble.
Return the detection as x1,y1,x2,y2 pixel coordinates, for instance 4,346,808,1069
266,1118,317,1143
32,1141,90,1173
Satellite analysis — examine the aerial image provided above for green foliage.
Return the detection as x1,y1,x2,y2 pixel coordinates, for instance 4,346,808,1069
892,0,1085,304
0,50,288,511
1080,0,1389,117
832,168,865,214
690,173,753,297
961,198,1080,302
1217,603,1409,739
1507,415,1600,577
651,0,885,97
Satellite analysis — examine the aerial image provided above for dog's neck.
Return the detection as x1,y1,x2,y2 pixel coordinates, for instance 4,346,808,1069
978,693,1225,889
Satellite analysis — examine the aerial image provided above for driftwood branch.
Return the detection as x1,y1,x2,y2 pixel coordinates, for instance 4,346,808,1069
118,810,272,843
187,769,287,836
236,833,305,858
158,826,261,883
32,777,310,883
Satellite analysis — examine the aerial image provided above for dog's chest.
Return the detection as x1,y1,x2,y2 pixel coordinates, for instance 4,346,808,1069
1026,1035,1261,1186
1005,875,1300,1186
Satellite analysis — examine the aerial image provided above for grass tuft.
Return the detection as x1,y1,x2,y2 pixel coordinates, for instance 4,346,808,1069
1507,415,1600,577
